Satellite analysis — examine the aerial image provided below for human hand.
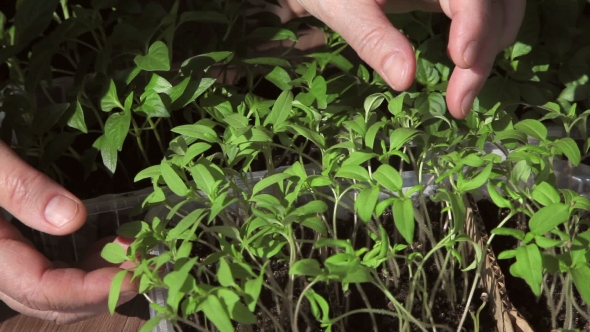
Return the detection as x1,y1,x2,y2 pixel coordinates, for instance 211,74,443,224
0,141,138,324
280,0,526,119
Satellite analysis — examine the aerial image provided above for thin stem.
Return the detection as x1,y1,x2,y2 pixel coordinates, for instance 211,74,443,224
130,116,151,166
147,117,166,155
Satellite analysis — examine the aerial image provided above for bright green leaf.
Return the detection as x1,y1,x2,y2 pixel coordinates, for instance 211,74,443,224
108,270,128,314
514,119,547,142
529,203,569,235
393,198,414,244
532,181,561,206
160,161,189,197
134,41,170,71
101,242,128,264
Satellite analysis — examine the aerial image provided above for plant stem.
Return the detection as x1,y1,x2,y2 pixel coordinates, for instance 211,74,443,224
130,116,151,166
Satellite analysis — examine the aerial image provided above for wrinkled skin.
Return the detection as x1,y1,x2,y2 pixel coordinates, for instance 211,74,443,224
279,0,526,119
0,141,138,324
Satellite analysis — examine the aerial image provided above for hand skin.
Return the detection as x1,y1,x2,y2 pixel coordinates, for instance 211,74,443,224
276,0,526,119
0,141,138,324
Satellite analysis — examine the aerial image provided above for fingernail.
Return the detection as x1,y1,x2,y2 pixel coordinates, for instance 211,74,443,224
45,195,79,227
383,52,407,90
461,90,476,117
463,41,478,67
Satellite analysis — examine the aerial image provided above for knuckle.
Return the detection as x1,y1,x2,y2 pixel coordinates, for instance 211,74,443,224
1,169,44,212
355,25,390,61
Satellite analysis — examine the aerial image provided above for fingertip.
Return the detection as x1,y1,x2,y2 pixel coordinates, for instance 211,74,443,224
44,194,87,234
382,50,415,91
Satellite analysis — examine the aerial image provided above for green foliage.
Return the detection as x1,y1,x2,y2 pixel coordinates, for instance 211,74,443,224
2,0,590,331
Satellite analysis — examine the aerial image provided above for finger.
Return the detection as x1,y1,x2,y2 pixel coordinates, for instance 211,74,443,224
0,221,138,319
440,0,493,69
304,0,416,91
0,141,86,235
498,0,526,49
0,288,137,324
445,1,504,118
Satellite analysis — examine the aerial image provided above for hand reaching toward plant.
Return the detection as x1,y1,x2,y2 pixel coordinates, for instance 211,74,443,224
279,0,526,119
0,141,138,324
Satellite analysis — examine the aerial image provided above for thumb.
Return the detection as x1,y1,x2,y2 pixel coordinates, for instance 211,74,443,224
307,0,416,91
0,141,86,235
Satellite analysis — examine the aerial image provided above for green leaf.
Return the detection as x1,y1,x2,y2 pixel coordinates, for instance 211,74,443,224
289,259,323,277
497,249,517,260
160,161,189,197
166,209,205,240
143,74,173,95
14,0,59,46
101,243,128,264
172,123,219,143
217,289,257,324
491,227,525,240
355,186,380,222
243,57,290,68
529,203,569,235
534,235,563,249
217,258,234,287
264,90,293,129
139,317,164,332
373,164,403,192
104,111,131,151
458,163,493,192
532,181,561,206
301,216,328,236
190,161,221,197
101,80,123,112
342,151,373,167
244,273,264,311
511,160,531,183
182,142,212,165
553,137,581,166
202,296,234,332
364,93,385,113
134,41,170,71
134,165,160,182
335,165,369,182
180,51,233,75
288,124,326,150
514,119,547,142
514,244,543,296
108,270,129,314
293,201,328,216
139,91,169,118
170,78,216,109
310,76,327,109
389,128,420,151
252,173,292,196
415,92,446,115
67,100,88,133
415,58,440,87
510,42,533,61
393,198,415,244
100,135,118,174
571,265,590,307
265,66,292,90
